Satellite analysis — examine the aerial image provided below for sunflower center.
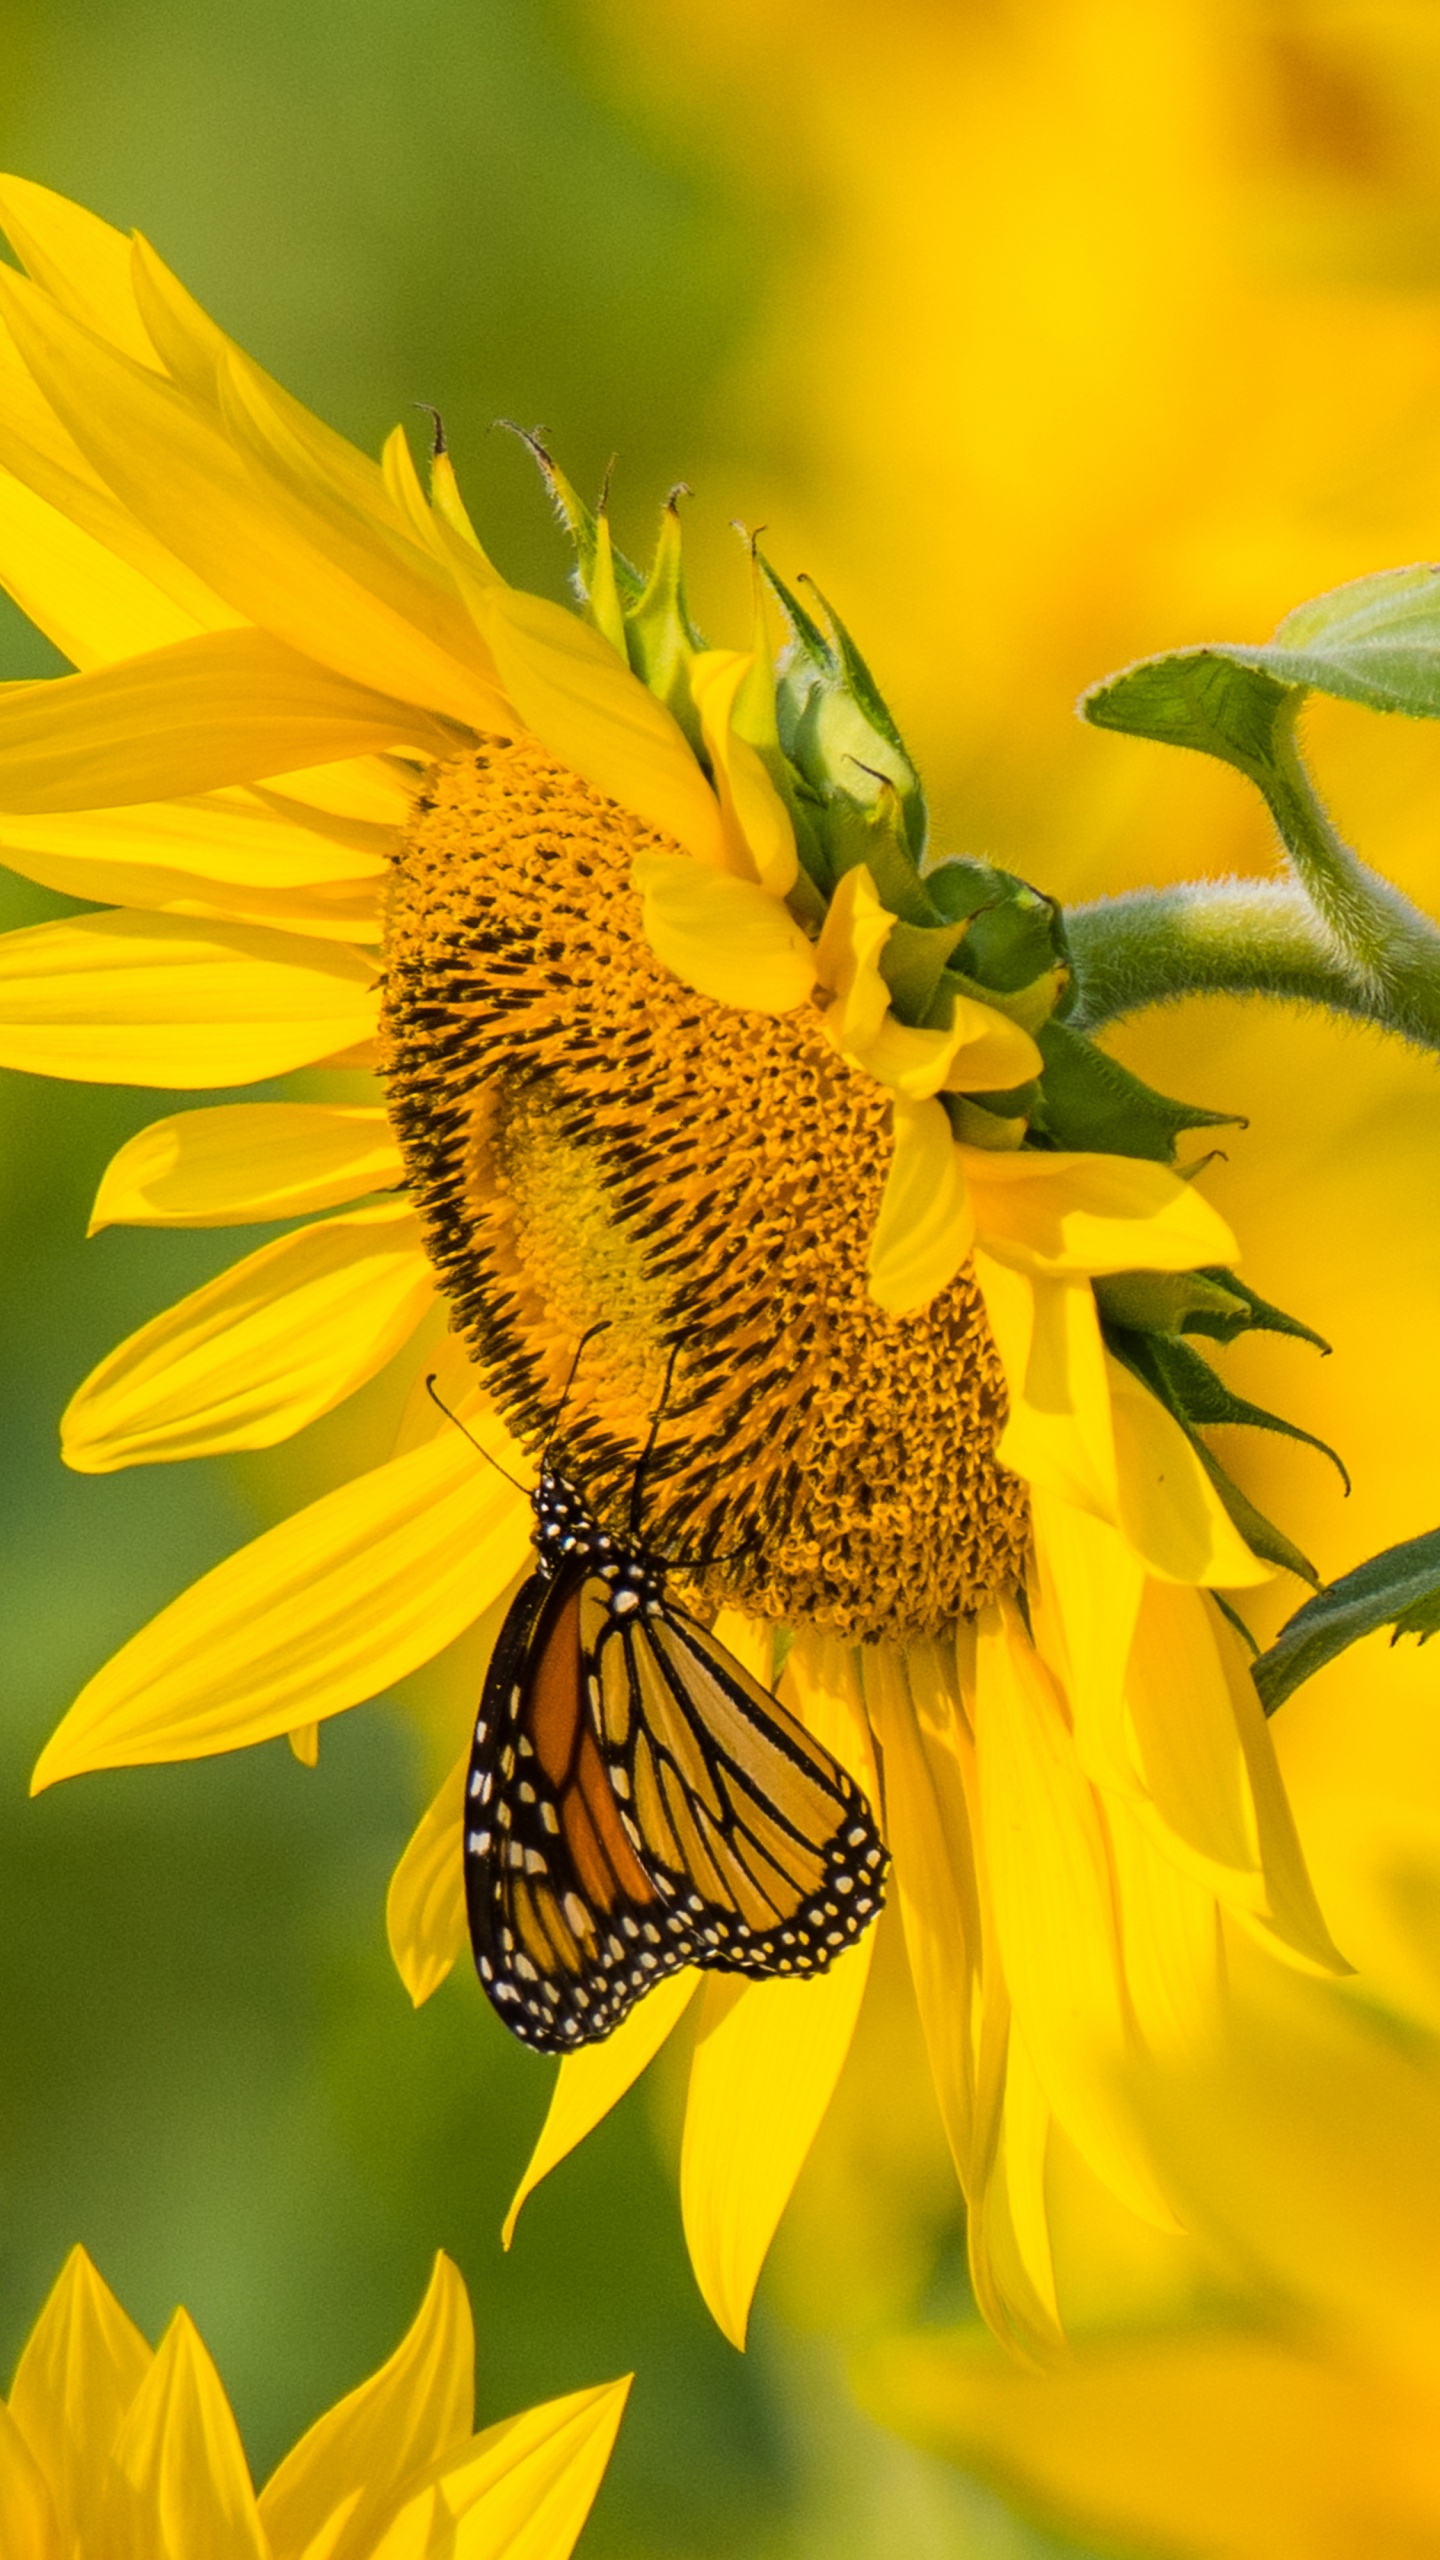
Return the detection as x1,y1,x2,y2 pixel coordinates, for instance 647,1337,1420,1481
380,735,1030,1641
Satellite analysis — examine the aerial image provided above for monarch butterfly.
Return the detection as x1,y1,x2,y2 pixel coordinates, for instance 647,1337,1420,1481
451,1363,889,2053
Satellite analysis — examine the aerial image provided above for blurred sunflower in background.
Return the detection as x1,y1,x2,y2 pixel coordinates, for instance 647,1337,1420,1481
0,176,1354,2371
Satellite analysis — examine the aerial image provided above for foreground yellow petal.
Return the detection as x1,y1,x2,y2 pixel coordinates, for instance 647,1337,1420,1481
387,1752,470,2007
107,2308,268,2560
0,910,377,1086
62,1201,434,1470
0,628,459,812
504,1972,700,2249
0,175,158,363
633,849,816,1012
8,2247,152,2555
91,1103,403,1230
1108,1354,1270,1588
259,2254,472,2560
688,647,797,894
866,1097,976,1314
680,1944,874,2349
375,2377,631,2560
32,1421,533,1784
0,2406,59,2560
0,458,219,669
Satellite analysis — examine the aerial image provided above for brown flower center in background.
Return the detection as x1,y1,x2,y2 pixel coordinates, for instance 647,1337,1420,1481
380,735,1029,1640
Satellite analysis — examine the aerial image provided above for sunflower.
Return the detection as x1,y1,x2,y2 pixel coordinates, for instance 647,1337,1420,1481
0,2243,627,2556
0,177,1344,2358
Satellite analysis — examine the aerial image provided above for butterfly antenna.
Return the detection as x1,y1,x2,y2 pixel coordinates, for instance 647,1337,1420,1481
424,1376,530,1495
543,1321,611,1463
629,1340,683,1541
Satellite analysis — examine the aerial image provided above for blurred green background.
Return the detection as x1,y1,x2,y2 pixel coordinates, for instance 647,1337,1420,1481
3,2,1440,2554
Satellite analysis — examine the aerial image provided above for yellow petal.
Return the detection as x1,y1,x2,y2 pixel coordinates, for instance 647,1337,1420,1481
633,849,817,1013
63,1202,434,1472
982,1261,1119,1523
942,994,1044,1093
0,176,157,363
0,790,390,890
260,2254,472,2560
858,2326,1431,2560
0,910,377,1087
781,1628,879,1796
1028,1487,1146,1802
1105,1793,1224,2061
503,1974,700,2249
288,1723,319,1767
0,628,459,815
477,582,727,866
1213,1607,1349,1976
0,459,215,666
966,1147,1237,1276
0,2403,60,2560
388,1752,469,2008
866,1096,976,1315
31,1422,533,1785
812,862,892,1052
378,2378,631,2560
91,1103,402,1231
8,2245,152,2555
859,1639,981,2183
680,1946,874,2350
688,648,797,894
1107,1351,1270,1587
1125,1579,1260,1877
994,2030,1060,2332
0,265,506,731
108,2308,268,2560
973,1601,1174,2228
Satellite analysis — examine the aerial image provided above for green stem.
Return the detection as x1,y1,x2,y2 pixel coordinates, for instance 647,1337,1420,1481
1070,698,1440,1050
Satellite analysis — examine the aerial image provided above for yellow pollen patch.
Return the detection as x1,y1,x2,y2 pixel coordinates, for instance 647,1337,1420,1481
380,735,1029,1640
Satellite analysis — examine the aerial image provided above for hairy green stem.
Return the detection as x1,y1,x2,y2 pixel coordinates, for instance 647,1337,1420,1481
1070,700,1440,1050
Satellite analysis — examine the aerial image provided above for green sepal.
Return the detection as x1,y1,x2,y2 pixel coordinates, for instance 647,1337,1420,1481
1107,1334,1321,1589
511,428,645,607
1031,1019,1238,1162
760,553,927,854
946,1096,1030,1149
824,788,936,925
1184,1269,1331,1354
1110,1328,1349,1494
879,916,970,1022
925,858,1071,998
1082,566,1440,771
1212,1591,1260,1658
938,961,1069,1037
1093,1269,1253,1338
623,493,707,753
1252,1522,1440,1715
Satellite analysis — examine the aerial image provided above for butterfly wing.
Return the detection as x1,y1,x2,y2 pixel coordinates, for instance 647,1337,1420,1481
581,1591,889,1980
463,1563,702,2049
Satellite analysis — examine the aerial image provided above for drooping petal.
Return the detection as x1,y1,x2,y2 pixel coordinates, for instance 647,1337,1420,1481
633,850,816,1013
0,176,158,363
0,264,506,730
107,2309,268,2560
0,628,460,814
966,1148,1237,1277
382,2378,631,2560
90,1103,403,1231
0,2405,60,2560
866,1097,976,1315
1107,1353,1270,1588
973,1601,1174,2228
7,2245,152,2555
0,910,378,1087
0,459,216,666
980,1259,1118,1522
680,1946,874,2349
31,1421,533,1786
388,1753,469,2007
1212,1608,1349,1976
62,1202,434,1471
688,648,797,895
503,1974,700,2248
859,1639,982,2183
478,583,727,867
1105,1794,1224,2062
260,2254,472,2560
1027,1487,1145,1802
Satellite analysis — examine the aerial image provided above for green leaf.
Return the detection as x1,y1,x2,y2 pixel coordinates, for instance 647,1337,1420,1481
1081,564,1440,772
1032,1019,1237,1162
1252,1523,1440,1714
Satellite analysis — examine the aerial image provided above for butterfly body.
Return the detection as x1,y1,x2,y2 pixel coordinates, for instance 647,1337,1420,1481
464,1462,889,2052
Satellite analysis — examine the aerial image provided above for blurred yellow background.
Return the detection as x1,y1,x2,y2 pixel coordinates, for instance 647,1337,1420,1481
0,3,1437,2553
